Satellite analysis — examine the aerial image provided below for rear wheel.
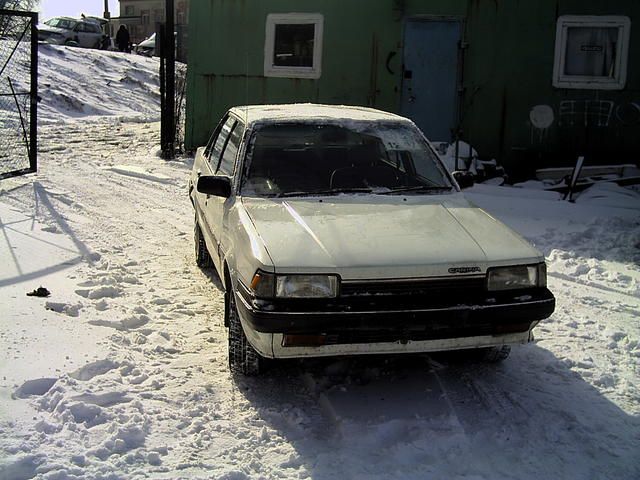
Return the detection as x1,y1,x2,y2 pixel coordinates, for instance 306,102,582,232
227,288,263,376
194,220,213,268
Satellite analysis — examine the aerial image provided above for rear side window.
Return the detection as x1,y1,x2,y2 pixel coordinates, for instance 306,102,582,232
206,117,235,170
217,121,244,176
87,23,102,34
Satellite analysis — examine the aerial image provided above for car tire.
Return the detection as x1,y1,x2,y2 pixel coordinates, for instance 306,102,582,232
194,220,213,268
480,345,511,362
227,288,263,376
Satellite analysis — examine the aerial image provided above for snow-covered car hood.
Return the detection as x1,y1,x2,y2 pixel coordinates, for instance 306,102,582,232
241,193,542,279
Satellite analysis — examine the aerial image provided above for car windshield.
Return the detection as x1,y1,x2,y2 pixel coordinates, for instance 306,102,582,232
44,18,77,30
242,122,452,197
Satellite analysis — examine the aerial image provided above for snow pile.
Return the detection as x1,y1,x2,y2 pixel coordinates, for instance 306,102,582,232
36,44,161,123
437,140,492,176
510,179,640,210
575,182,640,209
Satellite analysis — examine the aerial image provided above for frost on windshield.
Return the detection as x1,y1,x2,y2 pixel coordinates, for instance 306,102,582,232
241,122,451,197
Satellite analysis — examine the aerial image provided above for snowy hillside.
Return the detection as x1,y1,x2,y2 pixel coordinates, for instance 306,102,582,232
0,46,638,480
38,44,161,123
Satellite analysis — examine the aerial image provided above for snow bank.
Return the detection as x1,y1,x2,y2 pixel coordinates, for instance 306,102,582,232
36,44,161,124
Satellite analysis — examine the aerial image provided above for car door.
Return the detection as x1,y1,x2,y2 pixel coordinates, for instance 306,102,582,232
192,115,238,267
73,23,89,46
75,22,100,48
203,117,245,266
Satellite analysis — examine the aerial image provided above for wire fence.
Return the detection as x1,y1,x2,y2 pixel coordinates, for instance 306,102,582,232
0,8,37,179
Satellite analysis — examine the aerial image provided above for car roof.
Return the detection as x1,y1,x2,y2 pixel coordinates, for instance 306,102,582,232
228,103,412,126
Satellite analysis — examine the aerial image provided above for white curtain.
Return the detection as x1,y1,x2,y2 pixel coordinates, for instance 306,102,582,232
564,27,618,78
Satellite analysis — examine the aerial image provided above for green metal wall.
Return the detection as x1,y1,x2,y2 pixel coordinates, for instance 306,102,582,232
185,0,640,176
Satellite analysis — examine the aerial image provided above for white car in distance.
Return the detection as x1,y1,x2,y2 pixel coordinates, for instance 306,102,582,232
189,104,555,375
38,17,104,48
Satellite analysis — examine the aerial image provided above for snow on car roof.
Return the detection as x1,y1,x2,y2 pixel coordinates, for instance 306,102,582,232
228,103,412,126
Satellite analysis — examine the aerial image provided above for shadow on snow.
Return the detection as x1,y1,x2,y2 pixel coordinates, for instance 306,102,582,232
231,346,639,479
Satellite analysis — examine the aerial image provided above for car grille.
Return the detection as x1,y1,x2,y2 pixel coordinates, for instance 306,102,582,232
340,277,486,299
255,276,502,314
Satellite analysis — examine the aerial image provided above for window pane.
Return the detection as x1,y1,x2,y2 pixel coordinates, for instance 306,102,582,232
273,24,315,67
209,118,235,169
218,123,243,176
564,27,618,77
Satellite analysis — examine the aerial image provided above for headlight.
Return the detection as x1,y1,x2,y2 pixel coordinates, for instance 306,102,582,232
487,263,546,291
250,271,339,298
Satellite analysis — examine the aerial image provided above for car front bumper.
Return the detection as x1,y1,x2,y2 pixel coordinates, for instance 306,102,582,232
235,285,555,358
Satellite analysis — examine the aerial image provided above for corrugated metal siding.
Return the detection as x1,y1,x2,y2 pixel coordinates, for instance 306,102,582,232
185,0,640,176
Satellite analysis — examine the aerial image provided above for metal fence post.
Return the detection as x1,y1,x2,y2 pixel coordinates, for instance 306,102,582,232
160,0,175,159
29,10,37,172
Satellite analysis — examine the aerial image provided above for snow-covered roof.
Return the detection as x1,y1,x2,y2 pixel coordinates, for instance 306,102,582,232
228,103,411,125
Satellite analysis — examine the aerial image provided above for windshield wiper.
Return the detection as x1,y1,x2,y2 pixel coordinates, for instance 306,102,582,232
277,187,373,198
380,185,452,194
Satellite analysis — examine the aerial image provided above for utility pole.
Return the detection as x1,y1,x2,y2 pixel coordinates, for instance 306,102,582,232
103,0,110,19
160,0,176,159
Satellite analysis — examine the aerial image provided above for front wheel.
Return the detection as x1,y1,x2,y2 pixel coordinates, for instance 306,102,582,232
227,288,264,376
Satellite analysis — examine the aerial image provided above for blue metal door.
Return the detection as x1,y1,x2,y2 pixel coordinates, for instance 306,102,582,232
401,19,461,142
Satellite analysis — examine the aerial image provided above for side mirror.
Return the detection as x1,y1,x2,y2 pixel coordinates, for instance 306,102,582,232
197,175,231,198
452,170,475,189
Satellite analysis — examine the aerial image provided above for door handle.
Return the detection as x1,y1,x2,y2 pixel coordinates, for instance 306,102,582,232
385,51,397,75
408,95,416,103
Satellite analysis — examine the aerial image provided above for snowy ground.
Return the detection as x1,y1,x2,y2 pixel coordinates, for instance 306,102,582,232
0,45,639,480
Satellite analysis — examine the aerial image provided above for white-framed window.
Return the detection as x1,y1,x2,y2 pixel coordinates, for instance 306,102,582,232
264,13,324,79
552,15,631,90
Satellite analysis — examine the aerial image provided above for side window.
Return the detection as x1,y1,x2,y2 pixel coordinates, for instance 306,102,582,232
206,117,235,170
84,23,98,34
552,15,630,90
217,121,244,176
203,118,224,157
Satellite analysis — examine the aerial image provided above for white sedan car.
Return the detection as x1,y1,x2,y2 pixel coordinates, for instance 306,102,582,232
189,104,555,375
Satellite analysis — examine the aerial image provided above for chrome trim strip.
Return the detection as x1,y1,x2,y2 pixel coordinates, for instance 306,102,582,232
340,275,485,284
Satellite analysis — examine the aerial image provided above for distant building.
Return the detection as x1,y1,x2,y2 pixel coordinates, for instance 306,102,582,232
110,0,190,61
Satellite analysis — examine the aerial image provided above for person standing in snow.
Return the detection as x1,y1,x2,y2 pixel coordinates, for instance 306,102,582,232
116,25,130,53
